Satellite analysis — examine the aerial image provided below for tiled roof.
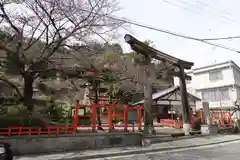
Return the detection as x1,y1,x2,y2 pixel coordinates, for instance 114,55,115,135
133,85,201,105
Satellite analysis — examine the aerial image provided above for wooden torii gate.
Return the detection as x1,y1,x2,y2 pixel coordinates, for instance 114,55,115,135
124,34,194,135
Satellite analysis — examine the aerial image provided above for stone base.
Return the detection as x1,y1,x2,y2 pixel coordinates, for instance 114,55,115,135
1,133,143,156
201,124,218,134
183,123,192,135
141,139,151,147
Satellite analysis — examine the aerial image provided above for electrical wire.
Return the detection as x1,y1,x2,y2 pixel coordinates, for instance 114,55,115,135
165,0,240,26
78,8,240,53
201,36,240,41
196,0,237,19
162,0,200,14
161,0,240,41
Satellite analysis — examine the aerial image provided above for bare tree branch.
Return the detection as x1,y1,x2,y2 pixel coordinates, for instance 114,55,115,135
24,21,46,51
0,76,23,99
0,3,20,34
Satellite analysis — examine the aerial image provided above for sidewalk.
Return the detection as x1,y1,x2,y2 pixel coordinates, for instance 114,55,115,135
77,126,183,135
16,134,240,160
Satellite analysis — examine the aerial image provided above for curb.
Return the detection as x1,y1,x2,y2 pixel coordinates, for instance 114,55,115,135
146,133,213,144
58,136,240,160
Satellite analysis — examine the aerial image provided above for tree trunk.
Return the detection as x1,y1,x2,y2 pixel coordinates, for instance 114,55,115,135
109,95,115,130
23,75,34,115
93,80,103,130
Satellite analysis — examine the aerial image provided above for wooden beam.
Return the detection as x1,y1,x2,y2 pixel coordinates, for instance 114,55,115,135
168,71,192,80
124,34,194,69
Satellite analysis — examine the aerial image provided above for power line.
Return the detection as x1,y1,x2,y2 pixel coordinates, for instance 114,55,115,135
161,1,240,41
201,36,240,41
162,0,200,14
196,0,238,20
166,0,240,26
78,8,240,53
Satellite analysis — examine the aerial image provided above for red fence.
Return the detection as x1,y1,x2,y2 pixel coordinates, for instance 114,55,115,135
0,126,75,136
197,109,233,128
210,110,233,128
159,109,234,129
73,103,143,132
159,119,183,129
158,108,194,129
0,103,143,136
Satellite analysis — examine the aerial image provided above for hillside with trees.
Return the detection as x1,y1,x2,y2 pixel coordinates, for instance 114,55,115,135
0,0,173,127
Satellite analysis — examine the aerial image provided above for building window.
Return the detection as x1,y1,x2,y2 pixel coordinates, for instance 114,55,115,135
202,87,230,101
219,88,230,100
237,87,240,99
209,70,223,81
202,90,216,101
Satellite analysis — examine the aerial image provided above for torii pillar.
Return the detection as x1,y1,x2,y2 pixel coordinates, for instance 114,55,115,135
142,55,155,134
179,65,191,135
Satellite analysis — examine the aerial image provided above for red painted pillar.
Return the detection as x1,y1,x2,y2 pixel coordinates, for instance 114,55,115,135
220,110,224,127
91,103,97,132
210,110,213,122
73,100,79,131
200,109,204,123
222,111,226,127
108,104,113,132
124,105,128,132
228,111,232,128
190,108,194,128
137,105,143,132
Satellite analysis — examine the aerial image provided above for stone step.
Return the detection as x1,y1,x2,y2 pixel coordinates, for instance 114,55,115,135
143,130,202,145
144,135,169,139
190,130,201,135
218,127,234,133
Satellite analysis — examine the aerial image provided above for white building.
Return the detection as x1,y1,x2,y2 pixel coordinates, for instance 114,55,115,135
174,60,240,111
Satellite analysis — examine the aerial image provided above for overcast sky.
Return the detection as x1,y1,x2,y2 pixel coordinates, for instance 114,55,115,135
115,0,240,68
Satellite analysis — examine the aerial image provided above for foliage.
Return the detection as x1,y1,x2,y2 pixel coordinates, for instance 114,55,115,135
0,103,47,127
0,99,73,126
44,98,72,124
0,116,48,128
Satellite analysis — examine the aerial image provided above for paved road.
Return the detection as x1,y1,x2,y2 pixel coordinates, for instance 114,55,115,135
96,140,240,160
16,135,240,160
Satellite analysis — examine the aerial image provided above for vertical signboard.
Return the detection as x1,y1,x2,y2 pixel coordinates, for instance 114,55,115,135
202,102,211,125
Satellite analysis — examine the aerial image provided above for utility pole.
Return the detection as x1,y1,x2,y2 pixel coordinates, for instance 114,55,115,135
179,65,191,135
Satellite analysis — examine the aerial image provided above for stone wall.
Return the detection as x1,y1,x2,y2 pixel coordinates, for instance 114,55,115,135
0,132,142,156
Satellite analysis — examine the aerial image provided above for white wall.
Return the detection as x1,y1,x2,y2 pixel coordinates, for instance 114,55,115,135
231,87,237,103
229,67,240,103
236,87,240,100
232,68,240,84
192,68,235,90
